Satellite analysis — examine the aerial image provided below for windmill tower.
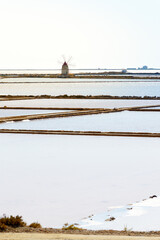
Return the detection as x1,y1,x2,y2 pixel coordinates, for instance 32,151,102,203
60,56,73,77
61,61,69,76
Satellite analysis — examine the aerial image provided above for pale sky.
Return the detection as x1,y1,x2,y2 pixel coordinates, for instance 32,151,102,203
0,0,159,69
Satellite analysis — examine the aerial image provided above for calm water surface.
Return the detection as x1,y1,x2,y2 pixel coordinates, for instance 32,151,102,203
2,111,160,133
0,80,160,96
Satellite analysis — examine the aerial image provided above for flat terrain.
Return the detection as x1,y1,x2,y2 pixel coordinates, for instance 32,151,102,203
1,233,160,240
0,79,160,231
1,134,160,228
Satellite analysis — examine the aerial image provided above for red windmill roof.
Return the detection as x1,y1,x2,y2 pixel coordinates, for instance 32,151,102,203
63,61,68,66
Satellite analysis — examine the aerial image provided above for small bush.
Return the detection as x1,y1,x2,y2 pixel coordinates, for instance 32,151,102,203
62,224,82,231
0,215,26,228
0,223,7,232
29,222,42,228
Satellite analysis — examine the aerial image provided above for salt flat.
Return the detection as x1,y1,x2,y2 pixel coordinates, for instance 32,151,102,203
1,99,160,109
78,197,160,231
0,134,160,228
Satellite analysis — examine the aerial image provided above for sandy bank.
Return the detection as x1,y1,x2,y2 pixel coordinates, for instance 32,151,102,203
1,233,160,240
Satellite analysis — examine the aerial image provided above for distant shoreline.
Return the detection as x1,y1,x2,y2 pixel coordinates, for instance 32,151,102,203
0,73,160,79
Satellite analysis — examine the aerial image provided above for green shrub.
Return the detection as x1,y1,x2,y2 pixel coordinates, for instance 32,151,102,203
0,215,26,228
29,222,42,228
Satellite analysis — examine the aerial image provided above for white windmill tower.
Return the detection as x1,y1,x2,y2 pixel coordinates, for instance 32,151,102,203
62,61,69,75
60,56,73,76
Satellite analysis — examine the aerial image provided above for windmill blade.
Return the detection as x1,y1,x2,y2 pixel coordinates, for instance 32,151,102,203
67,56,72,64
62,55,66,62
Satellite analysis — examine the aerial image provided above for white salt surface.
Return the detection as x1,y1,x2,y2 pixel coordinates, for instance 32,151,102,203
141,106,160,109
1,81,160,96
0,134,160,228
0,109,68,118
1,111,160,133
1,77,160,83
1,99,160,109
78,197,160,231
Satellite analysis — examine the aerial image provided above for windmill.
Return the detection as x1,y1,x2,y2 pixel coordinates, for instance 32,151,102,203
59,55,73,76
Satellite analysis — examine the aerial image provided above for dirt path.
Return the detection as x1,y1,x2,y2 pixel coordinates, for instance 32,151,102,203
0,233,160,240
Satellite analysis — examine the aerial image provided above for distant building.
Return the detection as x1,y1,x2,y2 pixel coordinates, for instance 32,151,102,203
142,65,148,70
122,69,127,73
61,62,69,76
138,65,148,70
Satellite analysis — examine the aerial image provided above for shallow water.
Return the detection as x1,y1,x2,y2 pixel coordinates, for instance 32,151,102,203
0,109,68,118
1,77,160,83
0,80,160,96
1,111,160,133
1,99,160,109
0,134,160,227
141,106,160,109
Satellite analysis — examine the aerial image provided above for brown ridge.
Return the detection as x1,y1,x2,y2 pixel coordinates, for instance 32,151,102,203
0,109,119,123
0,129,160,138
